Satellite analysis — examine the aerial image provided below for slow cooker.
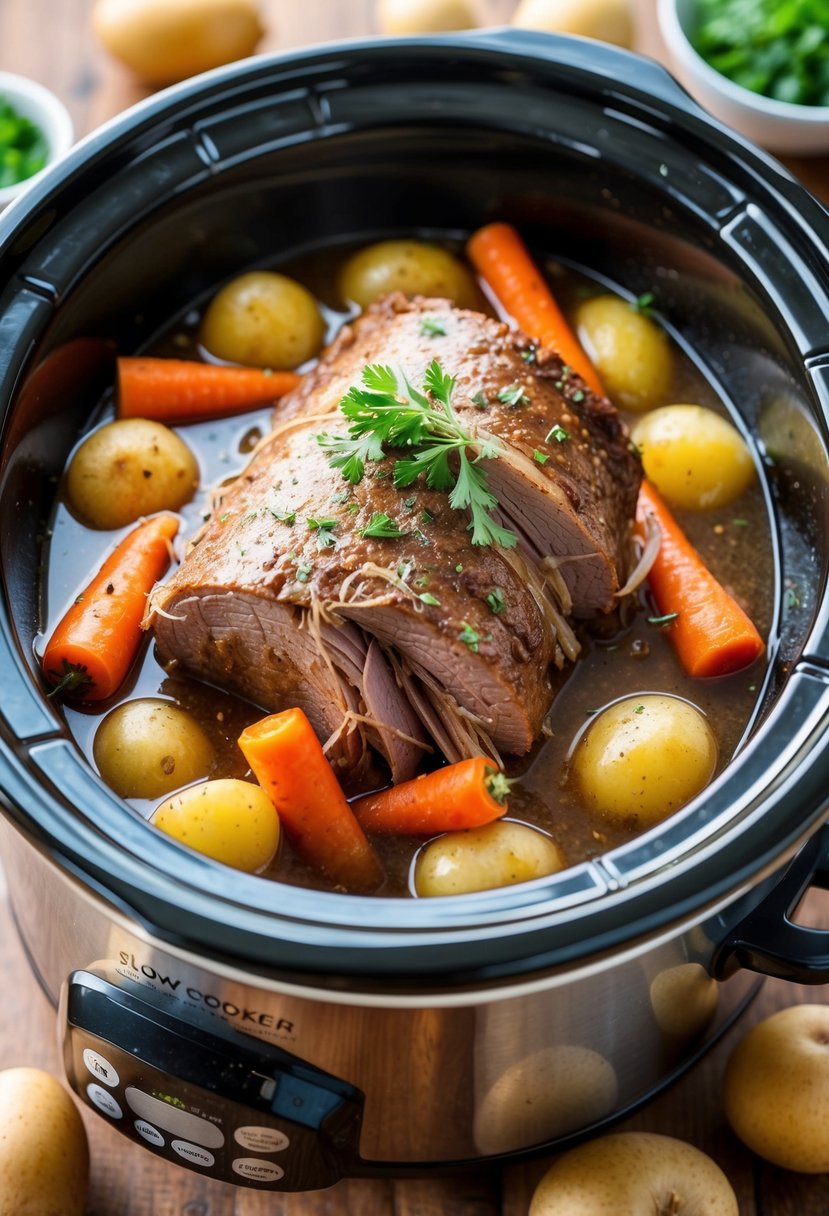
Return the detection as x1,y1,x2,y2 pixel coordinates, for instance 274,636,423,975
0,29,828,1192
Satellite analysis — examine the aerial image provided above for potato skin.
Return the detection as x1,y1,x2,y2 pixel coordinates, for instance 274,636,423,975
0,1068,89,1216
375,0,478,33
93,698,214,799
631,404,755,511
339,240,479,310
414,820,565,896
153,778,280,873
529,1132,738,1216
92,0,265,86
575,294,672,412
66,418,198,530
200,271,324,369
570,694,717,828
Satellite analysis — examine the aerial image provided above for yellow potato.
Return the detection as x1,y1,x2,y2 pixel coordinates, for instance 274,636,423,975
92,0,265,86
339,239,479,310
153,778,280,873
649,963,719,1038
569,694,717,828
529,1133,738,1216
201,271,324,369
414,820,565,897
0,1067,89,1216
375,0,478,34
631,404,755,511
93,698,214,799
723,1005,829,1173
575,294,673,412
512,0,634,48
66,417,198,530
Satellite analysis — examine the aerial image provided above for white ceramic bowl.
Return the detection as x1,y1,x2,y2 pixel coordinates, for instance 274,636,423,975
0,72,74,210
657,0,829,156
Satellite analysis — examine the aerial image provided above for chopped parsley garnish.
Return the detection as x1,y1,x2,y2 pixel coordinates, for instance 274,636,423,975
316,360,517,548
634,703,645,714
521,346,537,364
571,389,585,403
295,559,313,582
420,509,434,525
547,424,570,444
420,316,446,337
486,587,507,615
330,489,351,504
471,390,489,410
419,592,441,607
632,291,656,317
361,512,408,539
497,382,530,408
307,517,337,547
458,622,481,652
0,99,48,189
533,450,549,465
269,506,296,525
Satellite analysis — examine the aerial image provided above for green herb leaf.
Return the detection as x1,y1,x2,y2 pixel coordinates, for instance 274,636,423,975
420,316,446,337
497,382,530,407
458,622,481,652
268,506,296,524
647,612,679,628
486,587,507,615
307,517,337,548
361,512,408,539
295,559,313,583
546,424,570,444
632,291,656,317
419,592,441,606
533,450,549,465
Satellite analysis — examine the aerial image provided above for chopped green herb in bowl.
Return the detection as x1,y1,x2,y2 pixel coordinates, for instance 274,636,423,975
0,98,48,190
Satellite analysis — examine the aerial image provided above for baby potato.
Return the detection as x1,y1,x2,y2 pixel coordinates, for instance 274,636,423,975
153,778,280,873
0,1067,89,1216
512,0,634,48
414,820,566,897
575,294,673,412
631,404,755,511
200,271,324,369
93,698,214,799
375,0,478,34
66,417,198,530
339,239,479,310
92,0,265,87
570,694,717,829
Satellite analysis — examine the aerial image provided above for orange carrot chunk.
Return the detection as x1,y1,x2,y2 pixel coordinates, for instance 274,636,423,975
468,220,765,680
637,480,764,678
352,757,511,836
42,512,179,701
466,221,605,396
238,708,384,893
117,357,301,423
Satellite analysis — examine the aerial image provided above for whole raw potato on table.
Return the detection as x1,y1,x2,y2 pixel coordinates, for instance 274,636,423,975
529,1132,738,1215
723,1003,829,1172
0,1067,89,1216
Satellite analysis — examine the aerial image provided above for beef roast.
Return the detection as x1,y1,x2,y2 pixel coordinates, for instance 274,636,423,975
148,293,641,783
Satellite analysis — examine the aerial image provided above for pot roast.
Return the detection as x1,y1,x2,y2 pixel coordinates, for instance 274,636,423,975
148,294,641,785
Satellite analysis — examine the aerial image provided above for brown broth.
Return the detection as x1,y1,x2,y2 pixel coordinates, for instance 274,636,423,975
41,244,775,897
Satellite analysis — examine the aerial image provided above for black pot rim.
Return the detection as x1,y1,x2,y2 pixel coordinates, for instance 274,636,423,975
2,30,829,989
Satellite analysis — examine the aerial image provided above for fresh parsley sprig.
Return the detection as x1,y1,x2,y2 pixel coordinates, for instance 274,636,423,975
316,360,517,548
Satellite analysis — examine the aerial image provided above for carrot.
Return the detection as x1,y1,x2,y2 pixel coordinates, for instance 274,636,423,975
42,513,179,701
117,357,301,423
468,220,765,679
466,221,605,396
637,481,764,678
238,708,384,892
352,757,511,836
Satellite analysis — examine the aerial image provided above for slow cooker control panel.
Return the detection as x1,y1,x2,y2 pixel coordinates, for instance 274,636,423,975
61,971,364,1190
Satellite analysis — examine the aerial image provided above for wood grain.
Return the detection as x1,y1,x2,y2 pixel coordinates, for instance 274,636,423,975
1,1,828,1213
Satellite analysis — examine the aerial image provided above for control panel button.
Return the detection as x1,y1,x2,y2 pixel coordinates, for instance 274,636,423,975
125,1087,224,1149
234,1125,290,1153
134,1120,165,1147
172,1140,215,1169
232,1158,285,1182
82,1049,119,1088
87,1083,122,1120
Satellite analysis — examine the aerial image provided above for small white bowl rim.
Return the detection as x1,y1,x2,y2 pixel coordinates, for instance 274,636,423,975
0,70,74,207
657,0,829,123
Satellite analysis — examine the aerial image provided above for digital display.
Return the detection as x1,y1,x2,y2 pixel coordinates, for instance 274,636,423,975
151,1090,187,1110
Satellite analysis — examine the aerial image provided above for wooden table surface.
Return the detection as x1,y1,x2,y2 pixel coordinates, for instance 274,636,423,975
1,1,828,1213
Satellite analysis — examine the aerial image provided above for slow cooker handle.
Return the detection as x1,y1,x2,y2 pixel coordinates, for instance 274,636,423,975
711,825,829,984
